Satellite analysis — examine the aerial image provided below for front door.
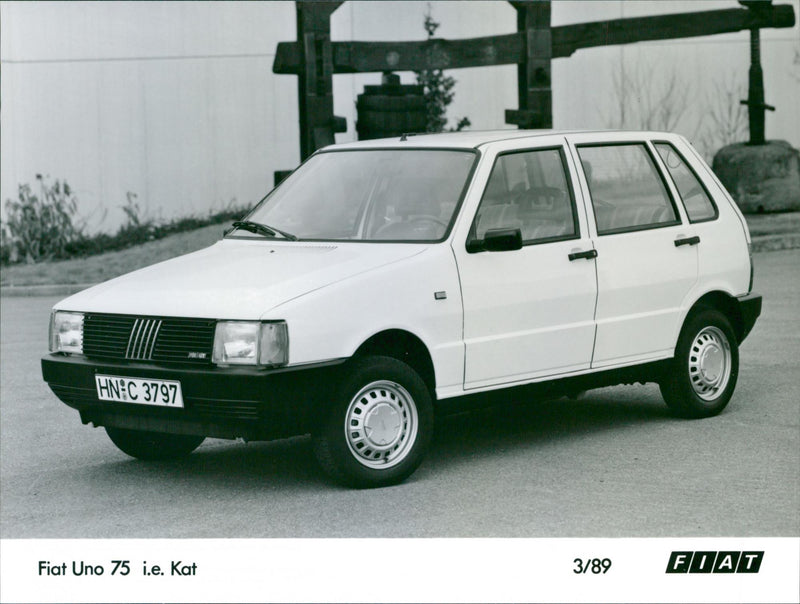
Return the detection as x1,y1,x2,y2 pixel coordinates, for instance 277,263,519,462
455,142,598,390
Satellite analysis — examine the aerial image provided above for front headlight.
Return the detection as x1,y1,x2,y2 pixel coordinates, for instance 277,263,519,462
212,321,288,367
49,311,84,354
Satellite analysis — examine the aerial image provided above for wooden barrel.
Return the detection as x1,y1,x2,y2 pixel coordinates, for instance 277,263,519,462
356,73,427,140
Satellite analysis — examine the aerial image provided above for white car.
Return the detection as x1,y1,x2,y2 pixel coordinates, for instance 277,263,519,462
42,130,762,487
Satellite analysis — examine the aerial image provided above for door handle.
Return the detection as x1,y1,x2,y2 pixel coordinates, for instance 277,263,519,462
674,236,701,247
568,249,598,261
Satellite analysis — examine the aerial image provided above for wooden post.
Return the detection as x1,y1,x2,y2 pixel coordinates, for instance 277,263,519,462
296,1,345,160
273,1,795,159
747,27,767,145
739,2,776,145
506,1,552,129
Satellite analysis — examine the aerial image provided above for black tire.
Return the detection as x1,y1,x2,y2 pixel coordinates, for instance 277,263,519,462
105,427,205,461
312,355,434,488
660,308,739,418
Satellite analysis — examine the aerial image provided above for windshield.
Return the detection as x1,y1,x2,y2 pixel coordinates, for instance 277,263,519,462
239,149,476,242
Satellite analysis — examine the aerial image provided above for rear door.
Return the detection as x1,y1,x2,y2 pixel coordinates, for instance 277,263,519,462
652,138,752,297
567,134,698,368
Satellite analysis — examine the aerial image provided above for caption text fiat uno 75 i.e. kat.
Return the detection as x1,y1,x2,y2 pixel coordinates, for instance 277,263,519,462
42,130,762,488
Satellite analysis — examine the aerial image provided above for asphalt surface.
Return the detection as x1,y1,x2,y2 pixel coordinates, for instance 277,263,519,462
1,251,798,538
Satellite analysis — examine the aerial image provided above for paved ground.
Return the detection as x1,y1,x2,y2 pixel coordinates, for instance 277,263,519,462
1,251,798,538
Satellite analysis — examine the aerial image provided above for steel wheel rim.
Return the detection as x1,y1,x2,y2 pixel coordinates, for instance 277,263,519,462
345,380,418,469
688,326,732,401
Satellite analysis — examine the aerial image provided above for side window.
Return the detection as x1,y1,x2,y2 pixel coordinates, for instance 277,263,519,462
655,142,717,222
577,144,678,235
473,148,578,244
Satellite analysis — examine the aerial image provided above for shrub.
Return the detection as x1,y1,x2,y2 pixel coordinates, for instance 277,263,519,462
415,8,471,133
0,225,12,266
62,197,248,258
1,177,249,266
2,175,83,263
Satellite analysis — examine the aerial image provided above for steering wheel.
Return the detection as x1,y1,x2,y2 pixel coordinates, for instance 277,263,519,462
514,186,566,209
408,216,447,228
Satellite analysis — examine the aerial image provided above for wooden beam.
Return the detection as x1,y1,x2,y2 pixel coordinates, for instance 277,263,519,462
274,5,795,75
504,109,542,129
553,4,795,58
275,32,525,74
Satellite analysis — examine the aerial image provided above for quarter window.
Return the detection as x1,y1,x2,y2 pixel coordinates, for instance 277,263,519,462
655,142,717,222
473,148,578,244
578,144,678,235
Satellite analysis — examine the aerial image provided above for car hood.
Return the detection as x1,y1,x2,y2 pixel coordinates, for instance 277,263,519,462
55,239,427,319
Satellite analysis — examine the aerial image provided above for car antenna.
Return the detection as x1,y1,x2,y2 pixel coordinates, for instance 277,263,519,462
399,132,419,142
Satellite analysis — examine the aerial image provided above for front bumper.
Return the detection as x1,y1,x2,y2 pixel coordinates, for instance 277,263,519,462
42,355,346,441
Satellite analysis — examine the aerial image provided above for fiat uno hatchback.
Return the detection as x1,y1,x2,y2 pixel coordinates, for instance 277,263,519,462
42,130,762,487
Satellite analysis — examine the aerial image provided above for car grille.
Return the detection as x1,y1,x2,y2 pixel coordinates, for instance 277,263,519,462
83,313,216,365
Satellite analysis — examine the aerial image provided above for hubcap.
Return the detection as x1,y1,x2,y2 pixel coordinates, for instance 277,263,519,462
345,380,418,469
688,326,732,401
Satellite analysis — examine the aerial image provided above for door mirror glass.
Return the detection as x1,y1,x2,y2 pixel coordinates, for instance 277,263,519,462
469,227,523,253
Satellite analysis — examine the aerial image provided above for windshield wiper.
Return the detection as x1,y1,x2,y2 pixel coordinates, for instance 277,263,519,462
230,220,298,241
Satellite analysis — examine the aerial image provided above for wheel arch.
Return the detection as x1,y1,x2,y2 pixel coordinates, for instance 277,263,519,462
353,329,436,398
685,290,746,343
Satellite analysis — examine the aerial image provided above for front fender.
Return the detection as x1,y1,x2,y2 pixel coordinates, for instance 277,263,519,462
268,245,465,393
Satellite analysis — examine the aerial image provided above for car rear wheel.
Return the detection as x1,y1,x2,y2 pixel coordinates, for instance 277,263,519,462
660,308,739,418
312,355,433,488
105,427,205,460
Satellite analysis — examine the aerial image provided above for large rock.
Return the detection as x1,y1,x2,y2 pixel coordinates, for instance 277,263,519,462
712,140,800,213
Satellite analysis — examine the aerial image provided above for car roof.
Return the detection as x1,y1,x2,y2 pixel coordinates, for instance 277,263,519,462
326,129,678,151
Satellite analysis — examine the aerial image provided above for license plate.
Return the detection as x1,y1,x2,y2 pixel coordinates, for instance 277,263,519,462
95,375,184,408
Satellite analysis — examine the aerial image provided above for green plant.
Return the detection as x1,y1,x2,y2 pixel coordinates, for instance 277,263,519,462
3,175,83,263
62,197,249,259
120,191,148,230
1,179,250,267
0,225,12,266
415,6,471,133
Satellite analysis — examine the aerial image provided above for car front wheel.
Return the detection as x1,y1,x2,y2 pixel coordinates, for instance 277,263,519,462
105,427,205,460
312,355,433,488
660,308,739,418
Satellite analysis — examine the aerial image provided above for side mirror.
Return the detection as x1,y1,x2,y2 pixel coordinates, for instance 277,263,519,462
467,228,523,253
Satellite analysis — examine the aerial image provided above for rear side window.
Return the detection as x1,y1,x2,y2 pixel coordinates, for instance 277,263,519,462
577,144,678,235
655,142,717,222
473,148,578,244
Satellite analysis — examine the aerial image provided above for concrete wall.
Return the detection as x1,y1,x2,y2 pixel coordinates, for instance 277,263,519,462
1,1,298,231
2,1,798,232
